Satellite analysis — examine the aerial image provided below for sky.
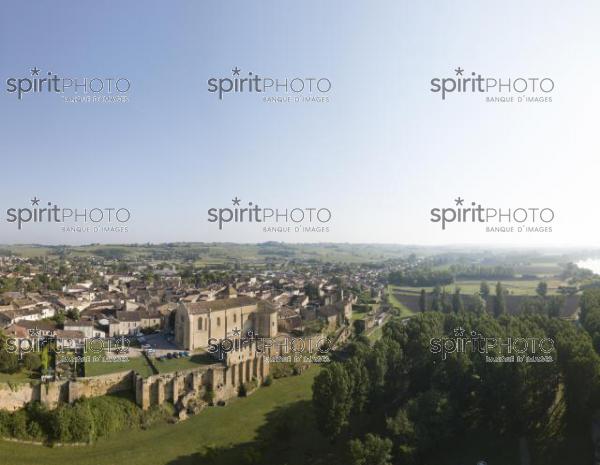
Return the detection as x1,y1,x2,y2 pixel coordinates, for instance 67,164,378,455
0,0,599,246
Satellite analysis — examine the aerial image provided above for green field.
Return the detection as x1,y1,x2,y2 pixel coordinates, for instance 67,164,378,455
0,243,415,264
0,367,321,465
84,354,155,378
391,278,569,297
351,302,380,321
514,261,563,276
153,352,216,374
386,285,418,317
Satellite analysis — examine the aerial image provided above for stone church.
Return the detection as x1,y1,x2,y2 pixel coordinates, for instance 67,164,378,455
174,295,278,350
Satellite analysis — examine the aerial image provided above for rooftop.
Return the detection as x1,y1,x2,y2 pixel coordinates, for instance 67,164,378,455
184,296,265,314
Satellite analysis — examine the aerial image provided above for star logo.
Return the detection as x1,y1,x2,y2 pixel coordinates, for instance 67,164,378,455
454,67,464,76
28,326,41,337
454,197,464,206
232,327,241,337
31,67,40,76
232,67,241,76
31,197,40,206
115,335,130,353
453,327,466,337
232,197,241,206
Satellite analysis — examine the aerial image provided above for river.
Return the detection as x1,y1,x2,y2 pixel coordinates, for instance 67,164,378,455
576,258,600,275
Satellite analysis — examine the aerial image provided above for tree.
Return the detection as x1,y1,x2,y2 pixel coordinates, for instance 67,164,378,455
480,281,490,299
431,285,441,312
366,341,388,396
452,288,463,313
536,281,548,298
0,350,19,373
468,295,485,315
493,282,506,317
345,356,370,415
348,434,393,465
40,345,50,372
52,310,66,325
440,288,450,313
546,296,564,318
386,408,415,443
312,362,352,438
407,389,456,451
419,289,427,312
23,352,42,371
66,309,80,321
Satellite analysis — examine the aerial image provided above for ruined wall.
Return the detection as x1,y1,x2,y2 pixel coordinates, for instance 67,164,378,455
0,354,269,412
135,355,269,410
39,380,69,409
0,382,39,411
0,370,132,411
136,364,217,410
68,370,134,403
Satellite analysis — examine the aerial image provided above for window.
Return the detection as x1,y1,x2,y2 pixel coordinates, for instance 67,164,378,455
233,314,237,323
197,318,202,330
217,317,221,327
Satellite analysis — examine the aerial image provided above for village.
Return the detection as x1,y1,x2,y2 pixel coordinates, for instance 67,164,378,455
0,248,388,392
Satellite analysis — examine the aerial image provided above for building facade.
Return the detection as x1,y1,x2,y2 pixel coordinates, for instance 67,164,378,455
174,296,278,350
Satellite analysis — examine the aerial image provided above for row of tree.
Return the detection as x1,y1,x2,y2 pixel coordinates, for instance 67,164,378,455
417,280,565,318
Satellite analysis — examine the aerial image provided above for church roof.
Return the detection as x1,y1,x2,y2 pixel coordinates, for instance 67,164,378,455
183,296,257,314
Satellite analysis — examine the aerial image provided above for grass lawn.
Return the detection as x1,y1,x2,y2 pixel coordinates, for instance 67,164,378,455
0,370,36,384
84,354,155,378
366,326,383,341
351,307,370,321
153,352,216,374
0,367,321,465
386,285,417,317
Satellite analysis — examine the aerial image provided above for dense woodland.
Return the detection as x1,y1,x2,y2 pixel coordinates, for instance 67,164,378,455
312,288,600,465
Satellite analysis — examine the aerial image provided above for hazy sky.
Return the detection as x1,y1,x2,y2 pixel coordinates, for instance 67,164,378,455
1,0,599,246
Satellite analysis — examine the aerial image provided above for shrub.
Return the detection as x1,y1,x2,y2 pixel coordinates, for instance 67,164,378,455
0,351,19,374
262,375,273,386
141,404,174,430
10,410,28,439
0,410,11,436
238,383,247,397
242,445,263,465
203,385,215,404
23,353,42,371
0,395,176,444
